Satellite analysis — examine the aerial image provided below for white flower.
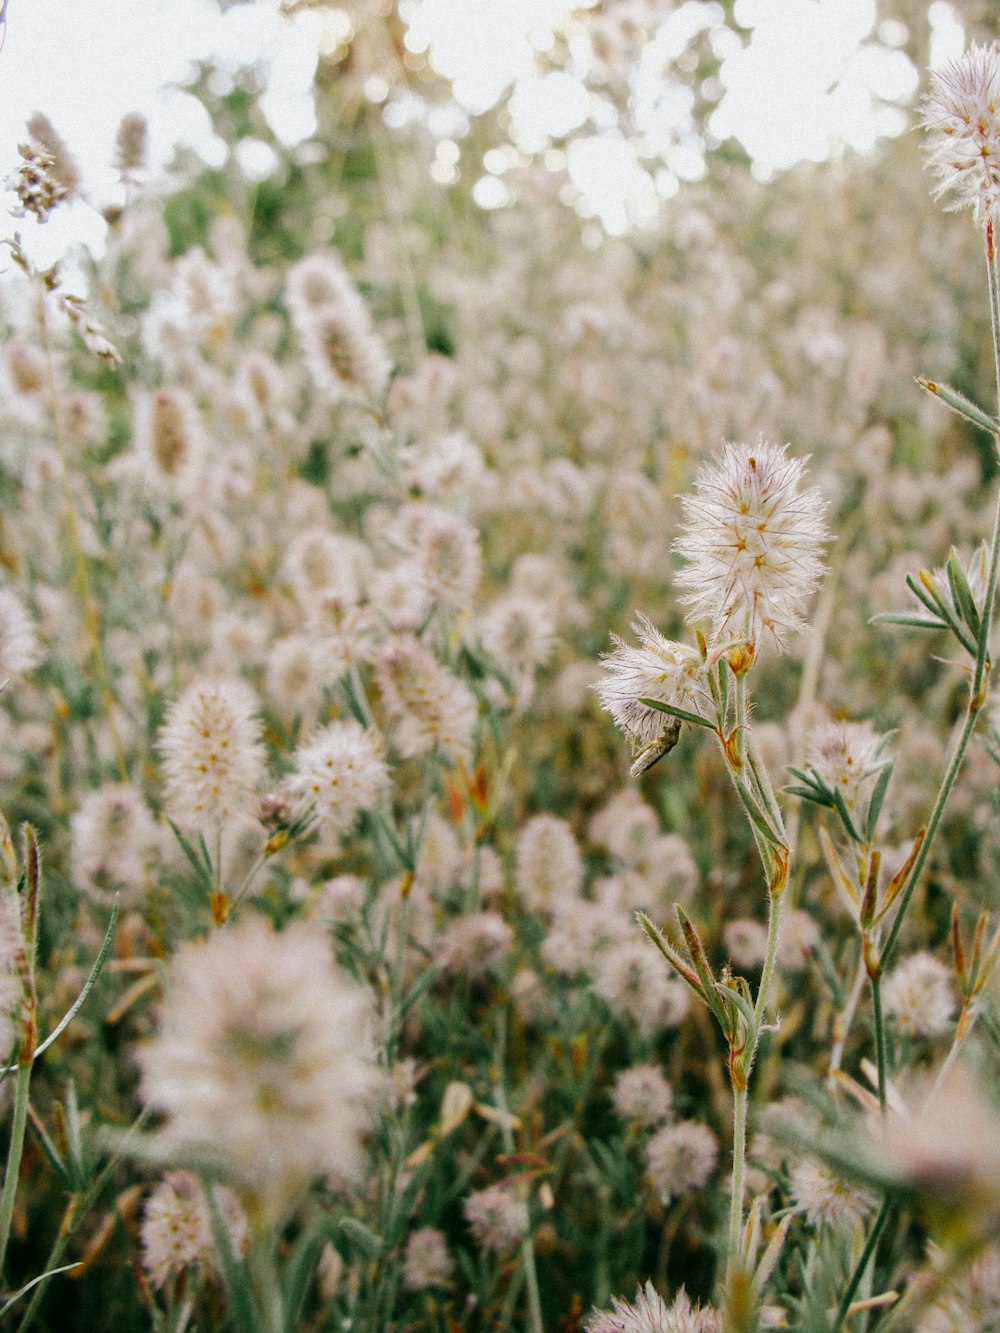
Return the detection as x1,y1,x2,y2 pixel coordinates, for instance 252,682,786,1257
463,1184,529,1253
594,614,703,745
675,438,828,653
403,1226,454,1291
922,42,1000,222
515,813,584,913
611,1064,673,1129
140,1171,248,1289
807,719,886,810
883,952,955,1039
375,634,478,761
791,1157,877,1231
287,720,389,834
157,678,266,826
137,915,383,1225
586,1282,721,1333
0,589,42,682
645,1120,718,1203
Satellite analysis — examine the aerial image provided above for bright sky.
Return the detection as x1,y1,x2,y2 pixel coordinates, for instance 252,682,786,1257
0,0,967,261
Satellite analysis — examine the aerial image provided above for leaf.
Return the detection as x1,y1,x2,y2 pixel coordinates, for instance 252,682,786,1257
947,547,981,638
0,1264,83,1319
166,820,213,889
28,897,120,1066
870,611,948,630
832,789,862,844
866,762,894,842
282,1225,329,1333
636,697,715,729
916,377,1000,435
204,1180,258,1333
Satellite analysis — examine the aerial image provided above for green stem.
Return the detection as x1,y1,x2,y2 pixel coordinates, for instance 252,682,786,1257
727,1083,748,1267
880,222,1000,971
493,1014,544,1333
871,972,888,1113
829,1197,891,1333
752,880,785,1035
879,700,979,970
0,1060,33,1276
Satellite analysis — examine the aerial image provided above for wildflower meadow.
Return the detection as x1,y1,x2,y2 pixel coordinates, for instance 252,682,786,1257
2,2,1000,1330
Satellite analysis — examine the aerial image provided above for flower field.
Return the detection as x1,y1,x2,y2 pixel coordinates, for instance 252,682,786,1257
0,4,999,1330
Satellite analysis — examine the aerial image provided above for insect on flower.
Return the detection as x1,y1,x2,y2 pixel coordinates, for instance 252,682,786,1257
629,715,682,779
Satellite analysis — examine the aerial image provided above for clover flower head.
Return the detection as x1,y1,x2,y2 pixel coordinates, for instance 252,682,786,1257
138,915,383,1225
922,42,1000,223
594,614,703,746
675,439,828,653
586,1281,721,1333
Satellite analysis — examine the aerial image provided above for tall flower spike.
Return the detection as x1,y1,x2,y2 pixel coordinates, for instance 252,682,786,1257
922,41,1000,223
674,438,828,654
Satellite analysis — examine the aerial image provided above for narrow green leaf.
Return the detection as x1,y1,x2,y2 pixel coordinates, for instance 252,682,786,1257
734,779,784,846
26,1104,65,1180
783,785,837,807
167,820,213,889
947,547,981,639
905,572,948,619
0,1264,82,1318
204,1179,258,1333
906,574,977,654
636,911,706,1003
30,897,120,1065
636,697,714,730
832,789,863,844
866,763,894,842
916,377,1000,435
282,1226,328,1333
716,981,755,1028
339,1216,384,1257
870,611,948,630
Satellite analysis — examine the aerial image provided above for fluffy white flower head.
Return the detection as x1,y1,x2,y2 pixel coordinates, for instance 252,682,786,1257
922,42,1000,222
157,678,266,826
586,1281,721,1333
287,720,389,835
594,614,703,745
674,439,828,654
138,915,383,1226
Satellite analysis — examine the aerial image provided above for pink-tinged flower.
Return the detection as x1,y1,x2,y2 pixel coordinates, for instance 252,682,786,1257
586,1281,721,1333
374,634,477,761
137,915,383,1226
807,719,886,811
675,439,828,653
515,813,584,914
611,1064,673,1129
403,1227,454,1291
463,1183,529,1253
922,42,1000,222
140,1171,248,1289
